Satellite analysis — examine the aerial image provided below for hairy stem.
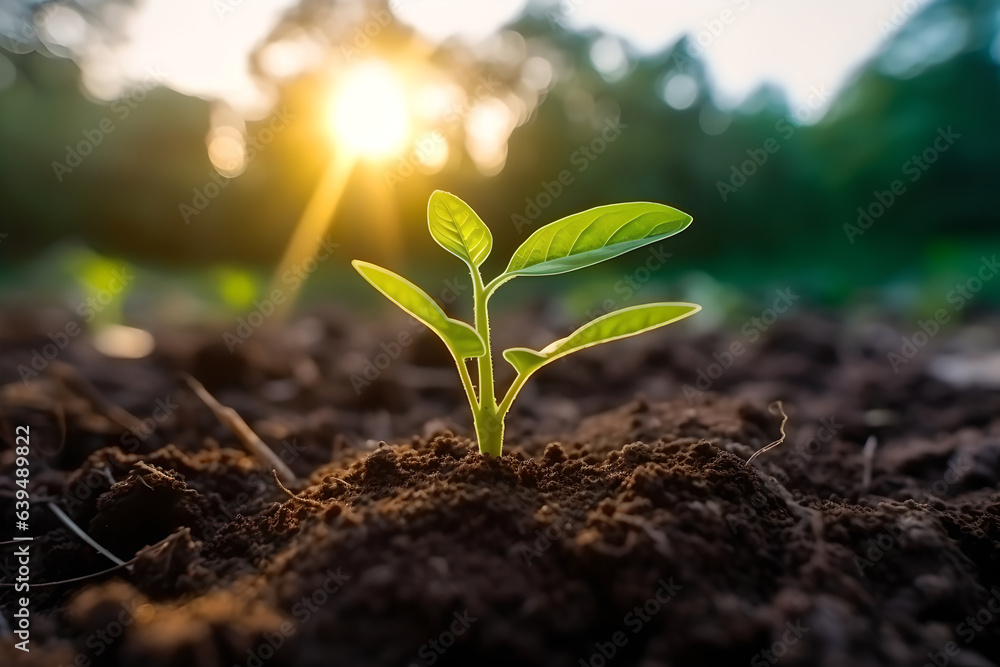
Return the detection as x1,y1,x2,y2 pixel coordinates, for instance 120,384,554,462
472,271,496,412
455,356,479,410
471,269,502,455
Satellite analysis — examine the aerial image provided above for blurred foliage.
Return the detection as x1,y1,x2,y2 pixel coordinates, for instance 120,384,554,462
0,0,998,318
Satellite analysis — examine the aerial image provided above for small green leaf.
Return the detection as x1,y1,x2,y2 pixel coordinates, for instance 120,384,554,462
503,302,700,376
503,202,691,278
427,190,492,269
352,260,485,359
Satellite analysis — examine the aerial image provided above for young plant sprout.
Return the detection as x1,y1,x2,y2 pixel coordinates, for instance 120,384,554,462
352,191,701,456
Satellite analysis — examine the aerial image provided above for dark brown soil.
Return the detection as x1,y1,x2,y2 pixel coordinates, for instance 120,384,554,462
2,306,1000,667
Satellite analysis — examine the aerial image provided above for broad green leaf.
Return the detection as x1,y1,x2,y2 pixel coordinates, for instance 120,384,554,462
427,190,492,269
352,260,485,359
503,302,700,376
503,202,691,278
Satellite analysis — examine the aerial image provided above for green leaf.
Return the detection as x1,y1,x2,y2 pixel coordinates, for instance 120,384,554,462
503,302,700,376
427,190,492,269
503,202,691,278
352,260,485,359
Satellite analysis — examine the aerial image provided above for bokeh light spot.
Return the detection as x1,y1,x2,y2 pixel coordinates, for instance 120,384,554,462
661,74,698,110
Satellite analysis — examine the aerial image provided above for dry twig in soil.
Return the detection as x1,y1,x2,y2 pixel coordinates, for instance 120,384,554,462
182,373,297,485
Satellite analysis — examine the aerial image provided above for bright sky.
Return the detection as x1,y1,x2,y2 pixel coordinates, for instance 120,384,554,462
556,0,931,110
75,0,298,113
73,0,932,116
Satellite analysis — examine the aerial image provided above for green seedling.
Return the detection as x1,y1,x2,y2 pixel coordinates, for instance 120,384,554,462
352,191,700,456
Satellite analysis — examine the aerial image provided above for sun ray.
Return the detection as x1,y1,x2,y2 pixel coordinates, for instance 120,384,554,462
269,150,355,315
269,59,415,316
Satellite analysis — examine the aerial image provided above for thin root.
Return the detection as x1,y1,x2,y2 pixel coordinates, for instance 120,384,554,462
183,374,297,485
0,529,188,588
747,401,788,464
46,502,126,566
51,361,147,437
273,470,324,508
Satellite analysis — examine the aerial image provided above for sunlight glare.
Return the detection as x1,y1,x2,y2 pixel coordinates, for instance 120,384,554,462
328,61,410,159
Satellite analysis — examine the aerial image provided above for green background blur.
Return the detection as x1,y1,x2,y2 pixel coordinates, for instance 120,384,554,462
0,0,998,330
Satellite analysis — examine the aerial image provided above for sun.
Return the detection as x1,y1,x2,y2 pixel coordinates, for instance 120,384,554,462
327,60,411,159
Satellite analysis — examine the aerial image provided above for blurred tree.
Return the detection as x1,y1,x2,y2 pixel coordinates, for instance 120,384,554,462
0,0,996,302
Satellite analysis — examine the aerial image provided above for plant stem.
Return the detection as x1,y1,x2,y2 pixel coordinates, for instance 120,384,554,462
497,372,529,416
474,411,504,457
472,272,495,410
454,356,479,411
471,269,502,455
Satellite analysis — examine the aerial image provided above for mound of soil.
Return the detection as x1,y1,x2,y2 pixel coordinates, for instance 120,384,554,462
2,306,1000,667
